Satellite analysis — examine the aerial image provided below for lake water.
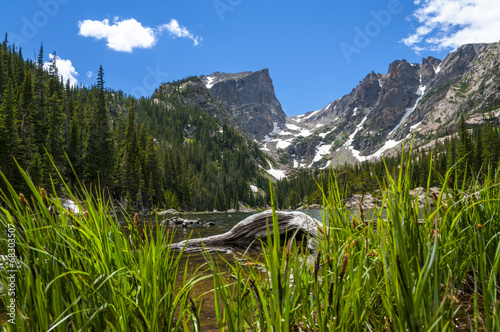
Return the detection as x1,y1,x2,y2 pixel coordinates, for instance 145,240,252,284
141,210,325,330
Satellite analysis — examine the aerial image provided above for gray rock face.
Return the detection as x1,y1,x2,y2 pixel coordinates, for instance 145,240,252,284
278,42,500,169
200,69,287,140
420,56,441,85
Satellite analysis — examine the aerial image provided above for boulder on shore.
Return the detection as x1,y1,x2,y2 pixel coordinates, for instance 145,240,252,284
157,209,180,216
344,194,378,209
409,187,442,206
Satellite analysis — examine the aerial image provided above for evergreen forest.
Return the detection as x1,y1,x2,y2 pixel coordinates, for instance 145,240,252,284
1,37,500,212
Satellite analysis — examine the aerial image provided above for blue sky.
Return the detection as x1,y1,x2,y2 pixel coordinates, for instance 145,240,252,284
2,0,500,116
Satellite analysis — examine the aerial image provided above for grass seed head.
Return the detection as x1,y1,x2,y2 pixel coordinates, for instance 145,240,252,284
314,251,321,280
339,253,349,280
40,187,48,206
134,213,140,225
358,202,365,224
19,193,28,208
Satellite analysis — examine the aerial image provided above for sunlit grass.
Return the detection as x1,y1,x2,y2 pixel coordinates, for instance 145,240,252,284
1,152,499,331
0,164,206,331
205,153,500,331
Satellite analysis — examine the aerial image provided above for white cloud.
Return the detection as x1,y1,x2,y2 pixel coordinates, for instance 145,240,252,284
86,71,93,78
43,54,79,87
78,18,157,52
78,17,202,52
402,0,500,52
158,19,202,46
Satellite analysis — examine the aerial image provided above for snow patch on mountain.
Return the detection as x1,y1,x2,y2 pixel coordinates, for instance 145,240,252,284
319,127,336,138
345,116,368,148
205,76,215,89
351,139,402,162
310,142,334,166
321,160,331,170
389,82,426,135
286,123,301,131
295,110,320,123
261,160,287,180
276,138,294,149
410,121,422,131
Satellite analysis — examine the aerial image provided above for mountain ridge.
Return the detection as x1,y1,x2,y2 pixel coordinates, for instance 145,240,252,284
153,42,500,179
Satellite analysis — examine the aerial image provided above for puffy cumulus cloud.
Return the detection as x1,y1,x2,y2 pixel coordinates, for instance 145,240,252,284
78,18,157,52
402,0,500,52
78,17,202,52
43,54,79,87
86,71,93,78
158,19,202,46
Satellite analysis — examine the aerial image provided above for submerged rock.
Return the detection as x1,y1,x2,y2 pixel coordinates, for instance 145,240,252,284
161,217,200,226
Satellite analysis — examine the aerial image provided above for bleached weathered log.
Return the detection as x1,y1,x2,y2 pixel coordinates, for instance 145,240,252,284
171,210,321,251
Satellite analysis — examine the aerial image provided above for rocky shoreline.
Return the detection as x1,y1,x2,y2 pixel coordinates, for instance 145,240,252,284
152,187,443,219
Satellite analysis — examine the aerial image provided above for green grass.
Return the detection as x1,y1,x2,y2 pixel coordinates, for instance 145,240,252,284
205,154,500,331
1,152,499,331
0,165,207,331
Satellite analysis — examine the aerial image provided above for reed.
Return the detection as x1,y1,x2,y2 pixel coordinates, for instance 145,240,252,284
205,152,500,331
1,151,499,331
0,164,204,331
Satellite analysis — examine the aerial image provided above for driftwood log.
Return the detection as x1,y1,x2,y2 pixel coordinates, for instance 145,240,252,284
171,210,322,251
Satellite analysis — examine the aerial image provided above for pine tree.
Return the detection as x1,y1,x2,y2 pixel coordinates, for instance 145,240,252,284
33,44,46,149
83,65,114,191
473,126,483,174
122,100,140,203
17,69,35,175
0,81,22,190
0,40,4,96
45,53,66,174
446,137,457,180
457,114,472,179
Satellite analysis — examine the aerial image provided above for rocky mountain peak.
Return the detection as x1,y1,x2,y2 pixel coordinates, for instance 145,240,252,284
420,56,441,85
200,68,287,140
152,42,500,180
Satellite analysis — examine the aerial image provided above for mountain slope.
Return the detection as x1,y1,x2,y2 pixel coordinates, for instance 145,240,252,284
269,42,500,171
151,42,500,180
